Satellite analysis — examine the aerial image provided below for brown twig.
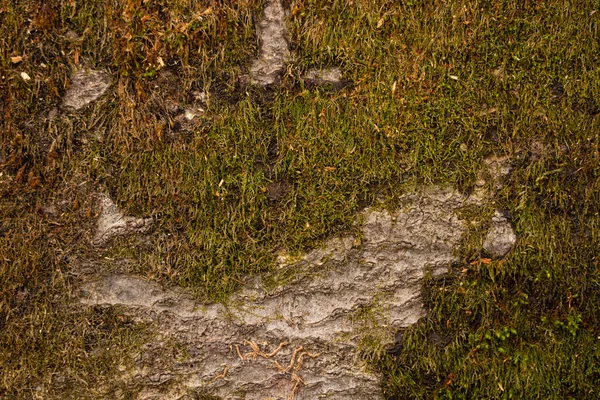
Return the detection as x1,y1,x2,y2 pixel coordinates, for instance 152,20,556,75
264,341,289,357
275,346,304,373
294,351,320,371
244,340,261,360
287,371,306,400
241,340,289,361
208,364,230,384
235,344,245,361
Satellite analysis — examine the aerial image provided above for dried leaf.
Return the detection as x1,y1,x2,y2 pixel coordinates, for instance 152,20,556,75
28,170,41,189
291,4,303,17
470,258,492,265
15,164,27,182
11,56,23,64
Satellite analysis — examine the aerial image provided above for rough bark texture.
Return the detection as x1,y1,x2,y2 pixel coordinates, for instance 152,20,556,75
249,0,291,85
80,187,514,399
62,69,111,110
302,68,342,84
93,194,153,246
483,210,517,258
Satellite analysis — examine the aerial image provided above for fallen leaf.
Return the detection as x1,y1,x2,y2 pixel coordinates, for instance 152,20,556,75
28,170,41,188
291,4,303,17
15,164,27,182
11,56,23,64
377,17,384,28
470,258,492,265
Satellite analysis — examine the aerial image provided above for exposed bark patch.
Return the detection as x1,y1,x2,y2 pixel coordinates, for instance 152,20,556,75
476,155,512,189
79,187,513,399
302,68,341,83
249,0,291,86
93,194,153,247
62,69,111,110
483,210,517,258
301,67,351,90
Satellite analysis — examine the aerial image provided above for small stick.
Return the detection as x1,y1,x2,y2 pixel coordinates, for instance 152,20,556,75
294,351,320,371
209,365,230,384
287,371,305,400
244,340,290,359
288,346,304,372
235,344,245,361
264,341,289,358
244,340,261,360
274,360,286,372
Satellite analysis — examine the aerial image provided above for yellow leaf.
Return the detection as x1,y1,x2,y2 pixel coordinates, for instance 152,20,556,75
292,4,303,17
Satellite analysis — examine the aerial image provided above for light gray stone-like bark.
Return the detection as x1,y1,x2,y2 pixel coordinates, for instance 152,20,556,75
93,194,153,246
249,0,291,85
62,69,111,110
81,187,489,399
483,210,517,258
302,68,342,84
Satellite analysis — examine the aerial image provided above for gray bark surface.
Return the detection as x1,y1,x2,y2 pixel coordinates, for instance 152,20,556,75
81,187,512,399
